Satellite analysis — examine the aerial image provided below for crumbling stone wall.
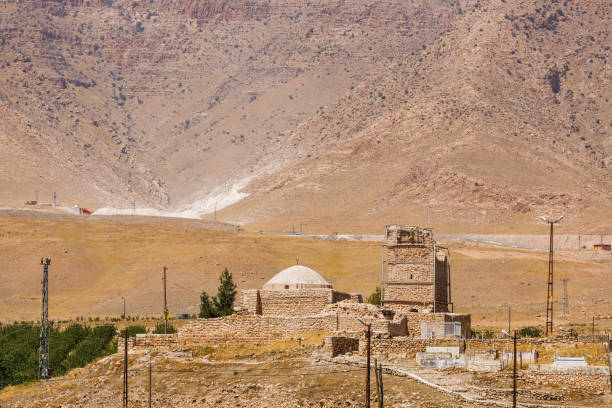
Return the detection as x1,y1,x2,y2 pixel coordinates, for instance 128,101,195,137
520,371,609,394
117,334,178,353
323,336,359,357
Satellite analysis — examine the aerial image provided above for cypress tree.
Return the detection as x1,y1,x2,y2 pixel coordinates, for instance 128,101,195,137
213,268,237,317
199,291,217,318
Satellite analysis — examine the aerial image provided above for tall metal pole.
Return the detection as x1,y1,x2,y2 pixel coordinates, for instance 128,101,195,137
122,297,126,319
513,330,517,408
365,324,371,408
163,266,168,334
546,222,554,336
39,258,51,380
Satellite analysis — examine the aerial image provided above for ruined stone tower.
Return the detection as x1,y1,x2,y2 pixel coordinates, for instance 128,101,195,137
381,225,451,313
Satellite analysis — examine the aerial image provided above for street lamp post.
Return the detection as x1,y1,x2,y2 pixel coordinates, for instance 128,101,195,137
358,317,372,408
540,215,563,336
503,329,518,408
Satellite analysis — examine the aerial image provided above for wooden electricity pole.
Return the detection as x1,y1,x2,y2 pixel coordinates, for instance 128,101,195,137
508,305,511,334
148,362,152,408
365,323,371,408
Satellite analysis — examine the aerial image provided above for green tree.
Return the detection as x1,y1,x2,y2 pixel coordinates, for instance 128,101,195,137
213,268,237,316
199,291,217,318
367,287,381,306
199,268,237,318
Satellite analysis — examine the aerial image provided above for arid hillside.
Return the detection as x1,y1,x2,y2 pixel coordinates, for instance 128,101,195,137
0,0,461,211
221,0,612,233
1,212,610,334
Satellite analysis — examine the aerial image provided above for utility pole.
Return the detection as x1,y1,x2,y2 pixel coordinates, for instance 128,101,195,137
540,215,563,336
148,362,152,408
513,330,517,408
122,297,126,319
503,329,518,408
508,305,511,334
358,317,371,408
123,330,128,407
163,266,168,334
561,278,569,314
39,258,51,380
53,192,57,206
378,362,384,408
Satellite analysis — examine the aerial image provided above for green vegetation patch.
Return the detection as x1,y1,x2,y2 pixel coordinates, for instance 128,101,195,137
0,323,116,390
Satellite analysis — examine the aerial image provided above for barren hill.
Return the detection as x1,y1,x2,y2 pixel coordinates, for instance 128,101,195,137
222,0,612,233
1,0,610,232
0,0,460,211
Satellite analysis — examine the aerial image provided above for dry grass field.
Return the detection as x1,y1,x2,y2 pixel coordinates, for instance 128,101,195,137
1,211,609,334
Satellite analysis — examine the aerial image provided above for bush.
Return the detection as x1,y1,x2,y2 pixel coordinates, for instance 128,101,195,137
518,326,542,338
153,323,177,334
119,325,147,338
471,328,495,339
367,287,381,306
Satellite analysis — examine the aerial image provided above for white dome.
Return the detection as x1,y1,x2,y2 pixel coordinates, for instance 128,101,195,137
263,265,332,289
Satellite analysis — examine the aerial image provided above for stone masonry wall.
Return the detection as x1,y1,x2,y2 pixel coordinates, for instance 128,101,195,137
241,289,352,316
241,289,261,314
117,334,178,353
323,336,359,357
177,313,337,344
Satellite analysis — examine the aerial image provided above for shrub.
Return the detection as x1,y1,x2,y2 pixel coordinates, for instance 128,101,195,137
153,324,177,334
518,326,542,338
119,325,147,338
367,287,381,306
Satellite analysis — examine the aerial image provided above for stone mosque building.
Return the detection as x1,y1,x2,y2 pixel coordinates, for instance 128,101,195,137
126,225,471,349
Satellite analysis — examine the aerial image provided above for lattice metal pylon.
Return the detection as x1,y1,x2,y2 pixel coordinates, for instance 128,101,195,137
541,215,563,336
39,258,51,379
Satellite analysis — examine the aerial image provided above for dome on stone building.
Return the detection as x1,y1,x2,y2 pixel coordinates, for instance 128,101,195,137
263,265,332,289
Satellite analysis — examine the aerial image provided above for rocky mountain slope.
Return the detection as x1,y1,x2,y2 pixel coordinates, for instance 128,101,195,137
0,0,460,210
1,0,609,231
223,0,612,232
